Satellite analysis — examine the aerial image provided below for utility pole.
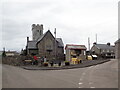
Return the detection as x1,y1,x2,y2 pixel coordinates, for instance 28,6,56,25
88,37,90,51
3,47,5,51
54,28,56,60
96,34,97,43
2,47,6,57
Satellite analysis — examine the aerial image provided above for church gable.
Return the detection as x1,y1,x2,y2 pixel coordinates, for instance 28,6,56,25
36,30,55,45
37,30,56,53
36,30,64,61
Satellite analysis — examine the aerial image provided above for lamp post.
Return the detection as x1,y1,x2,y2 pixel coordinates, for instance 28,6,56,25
54,28,56,60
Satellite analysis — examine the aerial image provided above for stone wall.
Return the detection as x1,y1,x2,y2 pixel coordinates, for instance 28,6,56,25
2,56,26,66
115,41,120,59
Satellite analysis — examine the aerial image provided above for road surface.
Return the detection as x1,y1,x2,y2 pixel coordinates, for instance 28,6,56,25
2,59,118,88
0,64,2,89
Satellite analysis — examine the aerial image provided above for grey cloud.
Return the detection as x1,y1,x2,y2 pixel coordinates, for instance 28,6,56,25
1,0,118,51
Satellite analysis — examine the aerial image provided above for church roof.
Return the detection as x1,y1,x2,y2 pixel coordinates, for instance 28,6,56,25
36,30,48,43
27,41,37,49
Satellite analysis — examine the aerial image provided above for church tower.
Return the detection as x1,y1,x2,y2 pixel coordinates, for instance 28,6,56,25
32,24,43,41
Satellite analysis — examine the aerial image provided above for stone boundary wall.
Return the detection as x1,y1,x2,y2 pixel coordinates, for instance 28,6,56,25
2,56,26,66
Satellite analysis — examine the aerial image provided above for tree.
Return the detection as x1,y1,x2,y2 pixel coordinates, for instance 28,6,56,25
2,47,6,57
2,51,6,57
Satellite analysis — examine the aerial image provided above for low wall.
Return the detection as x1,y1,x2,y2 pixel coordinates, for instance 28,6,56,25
2,56,26,66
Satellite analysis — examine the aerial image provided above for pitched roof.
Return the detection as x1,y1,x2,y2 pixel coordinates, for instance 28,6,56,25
95,44,114,50
36,31,49,44
65,44,86,50
28,41,37,49
56,38,64,47
115,38,120,44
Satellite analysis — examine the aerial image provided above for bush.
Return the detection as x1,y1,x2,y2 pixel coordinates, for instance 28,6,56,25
2,51,6,57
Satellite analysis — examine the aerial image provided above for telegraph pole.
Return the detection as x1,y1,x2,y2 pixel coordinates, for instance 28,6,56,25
96,34,97,43
54,28,56,60
88,37,90,51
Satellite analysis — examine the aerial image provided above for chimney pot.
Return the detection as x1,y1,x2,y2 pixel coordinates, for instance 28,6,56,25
27,37,29,42
107,42,110,46
93,42,97,45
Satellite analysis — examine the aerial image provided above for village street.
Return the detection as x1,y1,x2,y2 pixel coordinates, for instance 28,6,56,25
2,59,118,88
0,64,2,89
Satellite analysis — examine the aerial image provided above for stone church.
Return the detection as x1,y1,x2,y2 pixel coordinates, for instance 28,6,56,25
25,24,64,61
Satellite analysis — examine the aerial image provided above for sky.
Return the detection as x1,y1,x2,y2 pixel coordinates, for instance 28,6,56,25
1,0,119,52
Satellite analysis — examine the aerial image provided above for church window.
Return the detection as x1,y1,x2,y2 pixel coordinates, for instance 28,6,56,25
40,30,41,35
46,39,53,50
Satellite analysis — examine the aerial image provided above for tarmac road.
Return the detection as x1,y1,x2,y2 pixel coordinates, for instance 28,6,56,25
2,59,118,88
0,64,2,89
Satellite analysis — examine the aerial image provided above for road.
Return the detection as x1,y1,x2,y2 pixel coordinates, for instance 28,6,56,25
2,59,118,88
0,64,2,89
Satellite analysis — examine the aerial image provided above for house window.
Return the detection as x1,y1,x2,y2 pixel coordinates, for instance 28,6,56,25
107,50,109,52
40,30,41,35
111,50,113,52
46,38,53,50
102,50,105,52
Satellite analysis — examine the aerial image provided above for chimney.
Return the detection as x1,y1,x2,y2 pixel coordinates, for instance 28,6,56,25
107,42,110,46
93,42,97,45
27,37,29,43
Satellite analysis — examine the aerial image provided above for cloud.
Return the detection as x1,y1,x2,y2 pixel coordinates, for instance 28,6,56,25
1,0,118,51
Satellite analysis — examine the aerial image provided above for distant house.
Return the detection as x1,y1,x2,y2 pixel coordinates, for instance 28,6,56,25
24,24,64,61
91,42,115,58
5,51,19,57
115,39,120,59
65,44,86,64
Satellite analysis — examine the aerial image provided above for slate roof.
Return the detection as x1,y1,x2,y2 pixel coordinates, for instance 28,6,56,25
56,38,64,47
27,41,37,49
65,44,86,50
36,31,48,44
115,38,120,44
95,44,114,50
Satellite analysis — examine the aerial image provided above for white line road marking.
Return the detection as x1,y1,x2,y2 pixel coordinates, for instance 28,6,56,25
78,87,82,88
78,82,83,85
90,87,95,88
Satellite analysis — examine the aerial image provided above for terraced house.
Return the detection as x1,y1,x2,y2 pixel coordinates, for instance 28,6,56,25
91,42,115,58
24,24,64,61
